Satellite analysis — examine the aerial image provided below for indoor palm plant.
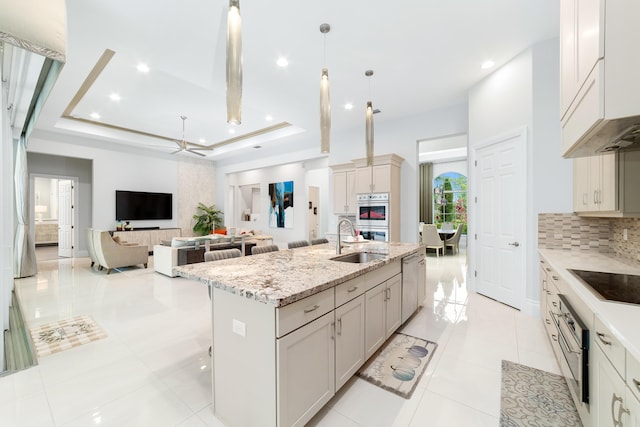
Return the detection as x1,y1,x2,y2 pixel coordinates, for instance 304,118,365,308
192,203,223,236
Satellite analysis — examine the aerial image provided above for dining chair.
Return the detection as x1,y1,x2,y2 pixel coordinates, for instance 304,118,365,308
445,224,463,254
251,244,280,255
204,248,242,262
420,224,444,257
288,240,310,249
310,238,329,245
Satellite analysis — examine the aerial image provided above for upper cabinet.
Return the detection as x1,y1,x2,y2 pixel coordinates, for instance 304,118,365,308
330,164,357,214
560,0,640,157
573,150,640,217
352,154,403,195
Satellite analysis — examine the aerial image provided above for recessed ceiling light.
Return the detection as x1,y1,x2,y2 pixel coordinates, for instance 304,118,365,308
481,60,495,70
276,57,288,67
109,93,121,101
344,103,354,110
228,129,236,135
90,112,101,119
199,138,206,143
137,63,150,73
265,115,273,121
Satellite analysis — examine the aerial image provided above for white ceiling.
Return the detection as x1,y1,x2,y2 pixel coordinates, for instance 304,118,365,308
34,0,559,164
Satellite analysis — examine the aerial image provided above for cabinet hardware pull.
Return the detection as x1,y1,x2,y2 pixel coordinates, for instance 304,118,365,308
552,275,559,281
594,191,598,205
597,332,612,346
552,302,558,307
633,378,640,391
331,322,335,340
337,318,342,335
347,286,358,293
611,393,629,427
545,319,551,325
552,334,558,342
304,304,320,314
546,290,551,295
546,267,551,272
385,288,390,301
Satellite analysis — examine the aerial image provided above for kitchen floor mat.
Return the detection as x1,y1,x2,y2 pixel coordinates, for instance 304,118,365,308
28,315,107,358
357,332,437,399
500,360,582,426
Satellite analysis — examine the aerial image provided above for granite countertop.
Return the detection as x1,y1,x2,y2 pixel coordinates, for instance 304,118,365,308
538,248,640,361
175,242,422,307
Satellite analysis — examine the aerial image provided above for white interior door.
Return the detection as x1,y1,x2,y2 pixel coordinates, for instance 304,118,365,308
474,130,526,309
58,179,74,258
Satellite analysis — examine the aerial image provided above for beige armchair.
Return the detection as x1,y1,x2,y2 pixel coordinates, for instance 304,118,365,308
93,230,148,274
86,228,100,269
420,224,444,257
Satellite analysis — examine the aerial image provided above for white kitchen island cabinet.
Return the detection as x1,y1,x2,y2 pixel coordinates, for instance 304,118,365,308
177,242,423,427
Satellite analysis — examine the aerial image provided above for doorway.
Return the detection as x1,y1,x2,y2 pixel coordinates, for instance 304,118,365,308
308,186,319,241
31,175,78,259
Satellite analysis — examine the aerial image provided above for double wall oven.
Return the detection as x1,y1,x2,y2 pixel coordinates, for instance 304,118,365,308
356,193,389,241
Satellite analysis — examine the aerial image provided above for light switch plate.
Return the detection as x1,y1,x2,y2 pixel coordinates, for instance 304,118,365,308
232,319,246,337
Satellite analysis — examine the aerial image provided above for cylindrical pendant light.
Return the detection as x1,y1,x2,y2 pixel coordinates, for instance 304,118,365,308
320,68,331,153
319,23,331,154
365,70,374,166
366,101,374,166
227,0,242,125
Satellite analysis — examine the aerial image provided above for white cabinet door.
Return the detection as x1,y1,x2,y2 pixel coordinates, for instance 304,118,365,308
277,312,335,427
573,157,590,211
385,274,403,338
355,165,391,194
593,343,628,427
333,170,357,214
356,167,373,194
364,282,386,359
335,295,365,390
402,256,419,324
576,0,603,87
627,390,640,427
560,0,577,117
599,152,617,211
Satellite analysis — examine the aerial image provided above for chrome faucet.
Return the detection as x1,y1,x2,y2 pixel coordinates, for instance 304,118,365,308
336,218,356,254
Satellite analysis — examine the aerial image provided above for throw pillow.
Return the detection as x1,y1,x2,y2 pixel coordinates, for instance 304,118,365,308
113,235,122,245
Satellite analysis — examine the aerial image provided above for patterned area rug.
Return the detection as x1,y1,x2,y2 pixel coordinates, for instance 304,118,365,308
28,315,107,358
357,332,437,399
500,360,582,426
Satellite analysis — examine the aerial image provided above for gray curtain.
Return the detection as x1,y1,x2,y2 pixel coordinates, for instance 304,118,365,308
13,59,63,278
419,162,433,224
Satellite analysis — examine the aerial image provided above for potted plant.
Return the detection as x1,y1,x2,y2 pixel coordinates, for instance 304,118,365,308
192,203,224,236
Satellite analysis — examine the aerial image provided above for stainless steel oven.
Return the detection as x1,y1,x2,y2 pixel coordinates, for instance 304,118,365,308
359,227,388,242
356,193,389,228
555,294,589,405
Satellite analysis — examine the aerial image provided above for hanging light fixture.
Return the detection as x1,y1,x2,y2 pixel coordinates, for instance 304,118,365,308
319,23,331,154
227,0,242,125
365,70,375,166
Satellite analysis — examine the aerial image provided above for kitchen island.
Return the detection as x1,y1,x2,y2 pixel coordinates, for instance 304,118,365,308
175,242,424,427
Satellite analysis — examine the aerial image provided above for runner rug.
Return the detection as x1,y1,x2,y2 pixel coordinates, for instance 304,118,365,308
28,315,107,358
357,332,437,399
500,360,582,426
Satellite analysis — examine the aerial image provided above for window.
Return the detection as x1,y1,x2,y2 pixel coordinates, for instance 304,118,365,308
433,172,467,234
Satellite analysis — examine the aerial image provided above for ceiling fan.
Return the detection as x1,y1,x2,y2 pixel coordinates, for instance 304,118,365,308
169,115,213,157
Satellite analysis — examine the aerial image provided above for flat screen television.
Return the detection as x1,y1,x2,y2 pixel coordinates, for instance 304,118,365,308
116,190,172,221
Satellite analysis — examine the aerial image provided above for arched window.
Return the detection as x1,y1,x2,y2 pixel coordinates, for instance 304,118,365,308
433,172,467,234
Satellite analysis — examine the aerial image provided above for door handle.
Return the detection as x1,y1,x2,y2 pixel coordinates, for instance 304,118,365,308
508,242,520,247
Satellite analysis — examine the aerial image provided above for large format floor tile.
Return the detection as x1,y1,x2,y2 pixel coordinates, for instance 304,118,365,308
0,245,555,426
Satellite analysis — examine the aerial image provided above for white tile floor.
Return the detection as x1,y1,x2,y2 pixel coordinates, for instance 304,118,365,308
0,247,559,426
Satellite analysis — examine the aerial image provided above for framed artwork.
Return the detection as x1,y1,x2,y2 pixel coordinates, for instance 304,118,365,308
268,181,294,228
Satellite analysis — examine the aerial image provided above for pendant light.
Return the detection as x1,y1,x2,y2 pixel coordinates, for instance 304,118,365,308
365,70,374,166
319,23,331,154
227,0,242,125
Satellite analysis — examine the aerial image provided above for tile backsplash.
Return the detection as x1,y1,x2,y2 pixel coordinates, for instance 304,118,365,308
538,213,640,263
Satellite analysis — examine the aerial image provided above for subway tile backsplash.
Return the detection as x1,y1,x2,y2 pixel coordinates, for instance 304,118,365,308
538,213,640,263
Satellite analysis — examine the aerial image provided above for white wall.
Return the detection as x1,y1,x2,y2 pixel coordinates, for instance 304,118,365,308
28,131,181,231
468,39,572,313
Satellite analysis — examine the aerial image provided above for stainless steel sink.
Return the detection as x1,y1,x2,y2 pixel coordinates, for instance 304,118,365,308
330,252,387,263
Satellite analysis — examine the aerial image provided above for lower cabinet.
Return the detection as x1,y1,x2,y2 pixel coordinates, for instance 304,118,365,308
335,294,365,390
593,342,630,427
365,273,402,359
417,255,426,306
277,311,336,427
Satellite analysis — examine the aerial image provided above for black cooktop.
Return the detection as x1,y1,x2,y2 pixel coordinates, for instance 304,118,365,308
569,269,640,305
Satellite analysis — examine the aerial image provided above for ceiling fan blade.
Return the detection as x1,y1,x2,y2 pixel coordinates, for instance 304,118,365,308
187,149,207,157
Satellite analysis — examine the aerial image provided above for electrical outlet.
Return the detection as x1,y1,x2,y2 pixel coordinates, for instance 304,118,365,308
232,319,246,337
623,228,628,241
